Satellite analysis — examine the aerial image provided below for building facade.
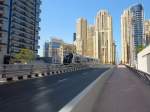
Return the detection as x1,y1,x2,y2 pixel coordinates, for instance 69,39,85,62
44,42,50,57
60,43,76,63
74,10,116,64
0,0,9,63
94,10,115,64
75,18,87,56
130,4,144,66
47,38,63,64
86,25,95,57
130,4,144,48
0,0,41,64
44,38,76,64
121,4,144,66
144,20,150,46
121,9,132,64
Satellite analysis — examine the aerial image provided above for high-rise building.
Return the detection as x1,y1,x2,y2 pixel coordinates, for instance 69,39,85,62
121,4,144,66
94,10,114,64
130,4,144,66
0,0,9,63
74,10,115,64
121,9,132,64
86,25,95,57
0,0,41,64
75,18,87,56
144,20,150,46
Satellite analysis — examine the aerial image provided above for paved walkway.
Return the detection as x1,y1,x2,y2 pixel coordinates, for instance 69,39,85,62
93,65,150,112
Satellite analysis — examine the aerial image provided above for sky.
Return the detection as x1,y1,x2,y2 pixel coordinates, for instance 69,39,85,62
39,0,150,60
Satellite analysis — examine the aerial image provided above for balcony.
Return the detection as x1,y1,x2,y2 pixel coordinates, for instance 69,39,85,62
13,3,35,18
0,16,8,20
11,25,34,37
0,41,6,46
11,37,33,45
12,8,35,23
13,13,35,26
0,28,8,32
11,39,33,50
11,18,35,32
13,1,35,11
11,31,35,41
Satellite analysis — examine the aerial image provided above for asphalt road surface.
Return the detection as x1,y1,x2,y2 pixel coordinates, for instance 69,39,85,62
0,67,109,112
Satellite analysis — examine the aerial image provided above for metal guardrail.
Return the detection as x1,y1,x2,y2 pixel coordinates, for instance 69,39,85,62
126,65,150,84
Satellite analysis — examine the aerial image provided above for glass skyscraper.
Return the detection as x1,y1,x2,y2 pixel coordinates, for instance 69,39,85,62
130,4,144,52
130,4,144,66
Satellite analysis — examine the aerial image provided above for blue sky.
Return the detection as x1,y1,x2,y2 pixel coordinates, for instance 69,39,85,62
39,0,150,59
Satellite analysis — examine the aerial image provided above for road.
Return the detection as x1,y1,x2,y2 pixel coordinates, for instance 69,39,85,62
0,67,109,112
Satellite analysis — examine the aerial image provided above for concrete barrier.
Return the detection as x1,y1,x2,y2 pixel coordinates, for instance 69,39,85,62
0,64,90,84
59,66,115,112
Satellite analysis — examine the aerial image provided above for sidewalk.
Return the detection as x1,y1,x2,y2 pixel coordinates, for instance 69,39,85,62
93,65,150,112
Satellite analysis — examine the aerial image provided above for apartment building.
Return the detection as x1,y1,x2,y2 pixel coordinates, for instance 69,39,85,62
95,10,114,64
0,0,41,64
75,18,87,56
121,9,132,64
87,25,95,57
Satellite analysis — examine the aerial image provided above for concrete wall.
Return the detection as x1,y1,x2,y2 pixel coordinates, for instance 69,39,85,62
138,45,150,73
0,64,89,83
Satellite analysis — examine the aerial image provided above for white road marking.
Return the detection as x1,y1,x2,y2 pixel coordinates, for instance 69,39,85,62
82,72,88,75
38,86,47,90
57,79,67,83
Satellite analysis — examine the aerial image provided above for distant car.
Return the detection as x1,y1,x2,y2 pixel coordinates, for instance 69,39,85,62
63,53,99,65
63,53,73,65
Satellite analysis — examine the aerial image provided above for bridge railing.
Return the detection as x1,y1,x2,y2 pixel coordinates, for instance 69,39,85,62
126,65,150,84
0,63,89,83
